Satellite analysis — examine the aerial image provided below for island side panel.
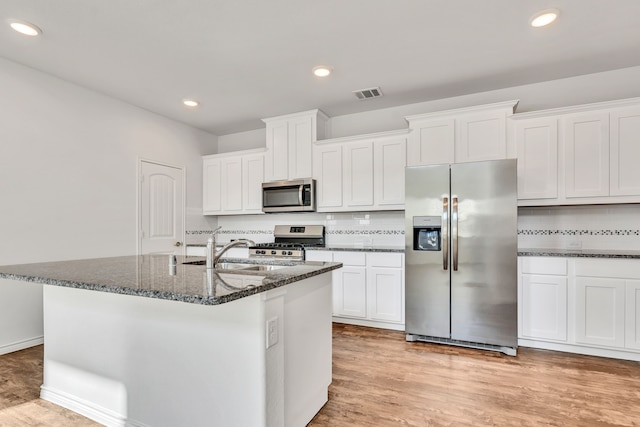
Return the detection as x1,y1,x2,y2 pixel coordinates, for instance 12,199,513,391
282,273,333,427
41,285,270,427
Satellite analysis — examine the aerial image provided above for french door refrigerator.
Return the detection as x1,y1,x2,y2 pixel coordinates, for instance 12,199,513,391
405,159,517,356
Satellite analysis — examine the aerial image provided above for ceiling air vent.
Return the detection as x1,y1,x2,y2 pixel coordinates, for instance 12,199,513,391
353,87,383,100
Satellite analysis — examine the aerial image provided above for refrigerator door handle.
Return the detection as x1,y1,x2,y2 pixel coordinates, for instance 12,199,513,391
452,196,459,271
442,196,448,270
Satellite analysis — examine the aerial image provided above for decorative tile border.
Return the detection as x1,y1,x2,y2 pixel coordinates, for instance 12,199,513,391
326,229,405,235
186,229,273,236
518,229,640,236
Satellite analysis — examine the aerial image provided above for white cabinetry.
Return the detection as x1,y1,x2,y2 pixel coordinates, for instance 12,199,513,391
333,252,368,318
405,100,518,166
366,253,404,323
263,110,328,182
313,130,408,212
573,259,638,352
610,106,640,196
514,117,558,201
202,149,265,215
575,276,625,348
564,112,610,198
625,280,640,350
519,257,567,342
512,98,640,206
305,250,405,330
519,256,640,361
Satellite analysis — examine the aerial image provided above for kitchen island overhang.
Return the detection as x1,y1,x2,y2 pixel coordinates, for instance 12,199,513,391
0,255,342,427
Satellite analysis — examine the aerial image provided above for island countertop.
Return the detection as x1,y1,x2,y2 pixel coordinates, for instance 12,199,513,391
0,255,342,305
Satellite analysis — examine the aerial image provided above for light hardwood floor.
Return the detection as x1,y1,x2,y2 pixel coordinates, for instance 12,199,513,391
1,324,639,426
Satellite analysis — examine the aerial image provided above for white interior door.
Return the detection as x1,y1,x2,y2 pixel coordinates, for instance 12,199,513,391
139,160,185,255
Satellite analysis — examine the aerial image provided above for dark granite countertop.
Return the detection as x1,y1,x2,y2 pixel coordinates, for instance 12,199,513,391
0,255,342,305
517,248,640,259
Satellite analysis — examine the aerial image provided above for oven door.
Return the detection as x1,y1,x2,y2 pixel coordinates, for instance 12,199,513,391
262,179,315,213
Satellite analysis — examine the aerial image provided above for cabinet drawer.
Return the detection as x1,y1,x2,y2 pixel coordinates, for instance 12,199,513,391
333,252,366,266
521,257,567,275
575,259,640,279
367,252,403,268
305,251,333,262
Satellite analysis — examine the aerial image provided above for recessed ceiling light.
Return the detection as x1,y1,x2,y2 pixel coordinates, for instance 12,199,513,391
530,9,559,27
183,99,199,108
9,20,42,36
313,66,332,78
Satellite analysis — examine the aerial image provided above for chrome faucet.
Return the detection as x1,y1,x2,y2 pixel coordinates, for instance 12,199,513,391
206,226,255,269
206,226,223,269
212,239,256,268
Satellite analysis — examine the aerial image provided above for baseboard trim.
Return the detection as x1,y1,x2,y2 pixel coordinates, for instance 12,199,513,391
518,338,640,362
0,336,44,356
332,317,405,331
40,386,126,427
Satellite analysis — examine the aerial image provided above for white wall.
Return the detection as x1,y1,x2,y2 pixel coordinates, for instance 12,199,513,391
217,128,265,154
0,57,217,354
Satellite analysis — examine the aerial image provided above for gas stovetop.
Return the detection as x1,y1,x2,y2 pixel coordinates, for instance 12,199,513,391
248,225,325,260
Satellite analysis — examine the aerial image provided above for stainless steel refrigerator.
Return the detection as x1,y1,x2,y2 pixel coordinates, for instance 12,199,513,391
405,159,517,356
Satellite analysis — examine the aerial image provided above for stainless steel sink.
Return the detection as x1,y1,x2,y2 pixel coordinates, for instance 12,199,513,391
182,260,288,272
217,262,288,271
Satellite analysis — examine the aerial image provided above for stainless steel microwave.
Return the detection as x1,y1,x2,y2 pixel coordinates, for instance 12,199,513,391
262,179,316,213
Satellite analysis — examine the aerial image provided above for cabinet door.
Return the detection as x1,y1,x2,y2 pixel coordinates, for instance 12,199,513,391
333,266,367,318
456,111,508,162
564,112,610,198
221,157,243,213
374,137,406,208
625,280,640,351
203,157,222,213
515,118,558,200
242,154,264,213
313,144,343,209
344,141,374,208
575,277,625,348
610,107,640,196
265,120,289,182
367,267,403,323
521,274,567,341
287,116,314,180
407,118,454,166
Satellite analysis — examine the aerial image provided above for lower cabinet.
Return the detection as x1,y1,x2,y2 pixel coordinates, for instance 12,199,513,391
519,256,640,361
306,250,405,330
520,257,568,342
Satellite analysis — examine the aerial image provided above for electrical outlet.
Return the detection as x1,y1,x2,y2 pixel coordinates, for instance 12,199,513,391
266,317,278,348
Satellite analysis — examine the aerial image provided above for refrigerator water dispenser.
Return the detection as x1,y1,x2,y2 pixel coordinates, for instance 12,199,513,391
413,216,441,251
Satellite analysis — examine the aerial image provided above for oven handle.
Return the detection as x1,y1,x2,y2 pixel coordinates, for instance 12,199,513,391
298,185,304,206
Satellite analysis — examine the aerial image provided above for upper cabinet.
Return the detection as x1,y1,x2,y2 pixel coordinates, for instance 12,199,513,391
405,100,519,166
262,109,328,182
313,130,408,212
512,98,640,206
203,148,265,215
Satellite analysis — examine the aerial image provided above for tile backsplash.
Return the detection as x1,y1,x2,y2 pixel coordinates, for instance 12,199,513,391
186,204,640,251
186,211,406,247
518,204,640,250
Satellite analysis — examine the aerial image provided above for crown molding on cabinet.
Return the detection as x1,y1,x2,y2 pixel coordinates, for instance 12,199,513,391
511,97,640,120
314,128,410,146
404,99,519,123
261,108,329,124
203,147,266,159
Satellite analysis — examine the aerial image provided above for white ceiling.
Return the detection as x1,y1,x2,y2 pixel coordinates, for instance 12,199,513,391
2,0,640,135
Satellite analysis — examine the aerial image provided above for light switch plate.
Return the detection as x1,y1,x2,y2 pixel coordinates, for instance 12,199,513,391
266,317,278,348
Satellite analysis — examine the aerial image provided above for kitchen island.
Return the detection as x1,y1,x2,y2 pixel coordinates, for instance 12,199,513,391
0,255,342,427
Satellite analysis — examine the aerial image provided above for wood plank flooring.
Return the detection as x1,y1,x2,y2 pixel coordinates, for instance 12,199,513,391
1,324,639,426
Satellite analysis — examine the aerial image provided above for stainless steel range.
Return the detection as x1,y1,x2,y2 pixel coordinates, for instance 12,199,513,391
249,225,325,260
